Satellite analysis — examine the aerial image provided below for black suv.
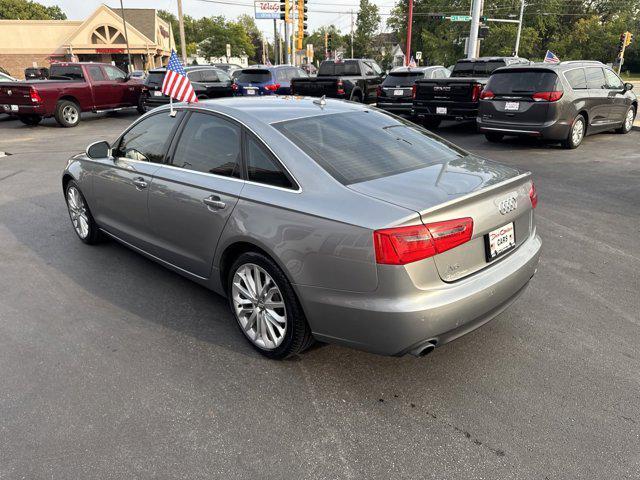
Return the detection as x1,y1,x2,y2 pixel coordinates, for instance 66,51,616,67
141,66,234,111
376,66,450,115
478,61,637,148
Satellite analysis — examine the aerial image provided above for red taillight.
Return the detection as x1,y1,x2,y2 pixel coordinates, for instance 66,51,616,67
376,85,382,97
337,80,345,95
231,83,238,92
532,91,563,102
480,89,495,100
471,83,482,102
374,218,473,265
265,83,280,92
529,182,538,209
412,84,417,99
30,87,42,103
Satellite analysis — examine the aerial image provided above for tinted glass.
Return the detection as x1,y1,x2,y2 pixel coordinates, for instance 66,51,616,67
187,70,203,82
49,65,84,81
246,135,294,189
604,69,623,89
370,61,383,75
486,71,558,94
564,68,587,89
452,61,505,77
146,71,165,87
172,112,241,177
216,70,230,82
383,72,423,86
274,111,462,185
318,60,360,76
104,65,126,81
86,65,106,81
115,113,180,163
585,67,606,89
201,69,220,82
236,70,272,83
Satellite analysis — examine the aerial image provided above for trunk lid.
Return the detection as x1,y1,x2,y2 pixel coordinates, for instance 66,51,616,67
348,156,534,282
415,78,483,103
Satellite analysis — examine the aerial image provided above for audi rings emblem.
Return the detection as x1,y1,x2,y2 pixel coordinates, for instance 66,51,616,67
498,195,517,215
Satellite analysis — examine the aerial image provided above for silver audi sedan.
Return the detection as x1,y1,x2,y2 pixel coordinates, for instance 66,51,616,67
62,97,541,359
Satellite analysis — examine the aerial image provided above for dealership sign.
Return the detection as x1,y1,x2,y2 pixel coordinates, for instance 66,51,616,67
254,1,279,19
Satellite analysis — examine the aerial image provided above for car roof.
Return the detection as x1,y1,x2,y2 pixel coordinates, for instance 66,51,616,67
456,57,528,63
494,60,606,72
390,66,444,73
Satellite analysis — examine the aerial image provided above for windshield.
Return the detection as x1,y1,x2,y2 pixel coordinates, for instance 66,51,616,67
235,70,272,83
452,61,505,77
486,70,559,94
274,111,463,185
318,60,360,76
382,72,424,87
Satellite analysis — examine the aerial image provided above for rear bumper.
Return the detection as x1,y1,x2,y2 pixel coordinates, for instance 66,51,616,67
477,117,571,140
413,101,479,120
1,103,47,116
297,232,542,356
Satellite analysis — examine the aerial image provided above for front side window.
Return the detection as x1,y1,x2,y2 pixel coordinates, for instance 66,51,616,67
172,112,241,178
114,113,181,163
246,134,294,189
104,65,126,81
363,62,375,76
370,61,383,76
604,69,623,89
274,111,462,185
564,68,587,90
585,67,606,89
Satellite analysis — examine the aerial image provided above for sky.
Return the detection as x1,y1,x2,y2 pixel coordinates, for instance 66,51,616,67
38,0,402,41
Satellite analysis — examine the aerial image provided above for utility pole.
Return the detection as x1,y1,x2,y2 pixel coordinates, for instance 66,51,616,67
467,0,482,59
350,9,354,58
118,0,133,72
284,0,290,64
405,0,413,66
514,0,525,57
176,0,187,64
273,19,278,65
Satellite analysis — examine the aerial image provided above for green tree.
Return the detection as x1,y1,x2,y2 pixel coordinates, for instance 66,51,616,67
353,0,380,58
0,0,66,19
305,25,349,62
197,16,255,59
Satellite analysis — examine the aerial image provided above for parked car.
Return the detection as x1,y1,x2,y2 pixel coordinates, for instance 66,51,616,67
129,70,147,80
24,67,49,80
376,65,450,116
413,56,530,128
62,97,541,359
141,66,234,110
233,65,307,96
290,58,384,103
478,61,637,148
213,63,243,73
0,62,144,127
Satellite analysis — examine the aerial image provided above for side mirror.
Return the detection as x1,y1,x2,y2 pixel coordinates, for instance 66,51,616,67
86,140,111,159
624,82,634,91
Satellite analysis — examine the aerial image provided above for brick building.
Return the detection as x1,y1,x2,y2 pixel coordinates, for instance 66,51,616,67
0,4,175,78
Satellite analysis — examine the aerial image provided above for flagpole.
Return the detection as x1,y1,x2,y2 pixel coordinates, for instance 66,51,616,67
170,95,175,117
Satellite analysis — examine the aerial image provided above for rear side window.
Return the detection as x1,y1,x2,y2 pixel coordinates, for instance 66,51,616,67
486,71,558,94
383,72,423,87
201,69,220,82
274,111,462,185
585,67,606,89
86,65,106,81
172,112,241,178
318,60,360,76
187,70,203,82
245,134,294,189
236,70,272,83
49,65,84,81
115,113,182,163
564,68,587,90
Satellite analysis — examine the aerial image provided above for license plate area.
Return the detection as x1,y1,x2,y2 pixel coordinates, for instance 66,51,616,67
436,106,447,115
504,101,520,111
246,88,256,95
152,90,163,97
393,89,404,96
485,222,516,261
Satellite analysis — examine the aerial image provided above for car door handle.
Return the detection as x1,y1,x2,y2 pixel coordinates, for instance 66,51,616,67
203,195,226,210
132,177,147,189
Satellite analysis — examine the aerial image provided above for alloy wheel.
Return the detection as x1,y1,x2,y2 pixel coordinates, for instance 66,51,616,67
66,186,89,239
572,119,584,146
63,105,79,125
625,109,634,131
231,263,287,350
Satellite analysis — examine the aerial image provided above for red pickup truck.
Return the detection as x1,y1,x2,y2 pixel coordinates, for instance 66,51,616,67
0,62,145,127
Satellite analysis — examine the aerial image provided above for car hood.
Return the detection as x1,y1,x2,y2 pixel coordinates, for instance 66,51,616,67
347,154,524,215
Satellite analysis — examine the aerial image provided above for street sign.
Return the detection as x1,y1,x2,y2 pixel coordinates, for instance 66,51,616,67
415,51,422,60
450,15,471,22
254,1,280,19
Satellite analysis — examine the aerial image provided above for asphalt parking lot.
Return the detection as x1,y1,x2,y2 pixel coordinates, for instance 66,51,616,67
1,110,639,479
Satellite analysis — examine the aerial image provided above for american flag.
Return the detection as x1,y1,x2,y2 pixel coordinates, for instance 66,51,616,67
543,50,560,64
161,50,198,103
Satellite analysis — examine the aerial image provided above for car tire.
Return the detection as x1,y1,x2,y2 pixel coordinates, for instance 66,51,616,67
18,114,42,125
54,99,81,128
615,106,636,134
485,132,504,143
64,180,101,244
562,114,586,149
422,117,441,129
350,91,362,103
227,251,314,359
137,95,148,114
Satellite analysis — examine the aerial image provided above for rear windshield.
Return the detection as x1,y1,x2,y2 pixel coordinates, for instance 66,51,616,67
486,70,558,94
452,61,505,77
382,72,424,87
49,65,84,81
274,111,463,185
235,70,272,83
318,60,360,76
146,71,166,87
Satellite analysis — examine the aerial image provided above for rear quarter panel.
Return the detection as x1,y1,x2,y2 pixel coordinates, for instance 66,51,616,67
39,81,95,113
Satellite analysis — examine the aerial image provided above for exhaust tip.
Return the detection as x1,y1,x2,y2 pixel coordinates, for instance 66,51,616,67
410,341,436,358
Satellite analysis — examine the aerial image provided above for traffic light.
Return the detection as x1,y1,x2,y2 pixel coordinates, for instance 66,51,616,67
478,25,489,39
625,32,633,47
279,0,289,22
618,33,626,54
431,14,445,20
296,0,307,50
327,33,333,50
